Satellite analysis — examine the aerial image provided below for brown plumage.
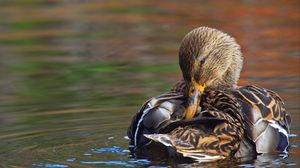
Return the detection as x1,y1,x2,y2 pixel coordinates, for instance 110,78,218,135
127,27,291,162
146,88,245,159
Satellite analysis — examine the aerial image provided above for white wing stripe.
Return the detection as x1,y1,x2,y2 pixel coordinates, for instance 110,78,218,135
134,98,158,147
269,120,289,152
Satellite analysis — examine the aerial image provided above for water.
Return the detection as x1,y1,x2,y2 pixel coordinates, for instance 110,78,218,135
0,0,299,167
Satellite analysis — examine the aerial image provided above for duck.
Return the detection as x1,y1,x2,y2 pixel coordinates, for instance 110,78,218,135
127,27,291,162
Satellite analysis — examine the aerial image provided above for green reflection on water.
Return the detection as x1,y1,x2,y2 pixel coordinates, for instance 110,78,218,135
9,20,62,30
7,61,178,108
0,37,40,46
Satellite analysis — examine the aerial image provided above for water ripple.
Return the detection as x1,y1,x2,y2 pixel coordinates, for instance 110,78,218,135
91,146,130,155
80,160,135,167
32,163,69,168
80,159,150,167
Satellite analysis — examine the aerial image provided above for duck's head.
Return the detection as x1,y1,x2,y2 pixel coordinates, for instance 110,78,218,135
179,27,243,119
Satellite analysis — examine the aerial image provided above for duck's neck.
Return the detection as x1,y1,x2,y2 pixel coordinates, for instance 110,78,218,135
210,54,242,90
210,77,238,91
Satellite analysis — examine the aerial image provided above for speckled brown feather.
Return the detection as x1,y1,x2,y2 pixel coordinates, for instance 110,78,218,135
144,88,245,160
135,82,290,160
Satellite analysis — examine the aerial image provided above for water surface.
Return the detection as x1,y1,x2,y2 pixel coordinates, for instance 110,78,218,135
0,0,299,167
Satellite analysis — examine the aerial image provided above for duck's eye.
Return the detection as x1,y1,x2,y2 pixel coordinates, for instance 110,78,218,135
199,56,206,65
200,59,205,65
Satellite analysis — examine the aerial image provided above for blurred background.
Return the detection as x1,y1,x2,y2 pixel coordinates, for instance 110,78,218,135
0,0,299,167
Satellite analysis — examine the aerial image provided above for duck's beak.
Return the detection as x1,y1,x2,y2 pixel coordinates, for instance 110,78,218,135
185,84,206,119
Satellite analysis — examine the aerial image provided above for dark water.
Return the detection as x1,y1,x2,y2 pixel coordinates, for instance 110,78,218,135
0,0,299,167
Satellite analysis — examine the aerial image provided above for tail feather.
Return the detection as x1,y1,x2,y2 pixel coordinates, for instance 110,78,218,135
144,134,225,162
180,152,225,162
144,134,174,147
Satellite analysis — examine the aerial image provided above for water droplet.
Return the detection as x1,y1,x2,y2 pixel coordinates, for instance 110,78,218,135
288,134,297,138
66,158,76,162
83,153,92,156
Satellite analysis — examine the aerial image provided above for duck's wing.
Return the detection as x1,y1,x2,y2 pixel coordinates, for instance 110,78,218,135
145,90,246,162
127,91,185,148
232,85,291,154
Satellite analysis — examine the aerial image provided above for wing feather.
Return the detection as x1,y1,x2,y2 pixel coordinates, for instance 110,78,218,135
144,89,245,161
127,91,185,147
232,85,291,153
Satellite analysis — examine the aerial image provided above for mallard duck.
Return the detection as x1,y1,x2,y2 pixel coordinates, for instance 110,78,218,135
127,27,291,162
